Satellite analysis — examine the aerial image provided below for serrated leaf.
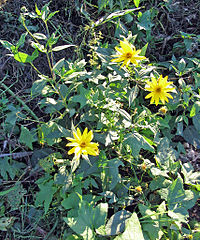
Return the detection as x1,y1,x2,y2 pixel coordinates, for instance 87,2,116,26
19,126,34,150
71,85,90,108
124,131,154,157
64,201,108,239
114,213,144,240
0,157,17,180
35,179,57,214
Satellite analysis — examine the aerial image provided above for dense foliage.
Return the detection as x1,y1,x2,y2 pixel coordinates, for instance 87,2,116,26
0,0,200,239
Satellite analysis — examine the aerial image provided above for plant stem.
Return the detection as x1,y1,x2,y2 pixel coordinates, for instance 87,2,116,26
0,82,39,121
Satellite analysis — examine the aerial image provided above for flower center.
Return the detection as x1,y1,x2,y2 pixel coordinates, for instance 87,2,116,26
80,142,86,148
126,52,132,59
155,87,162,93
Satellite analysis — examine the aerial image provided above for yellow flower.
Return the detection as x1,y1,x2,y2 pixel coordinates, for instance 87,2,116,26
159,106,168,115
111,39,146,68
141,163,147,171
135,186,142,193
66,128,99,161
145,75,175,106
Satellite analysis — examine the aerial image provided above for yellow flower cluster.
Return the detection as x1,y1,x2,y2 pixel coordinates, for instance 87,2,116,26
111,39,175,106
67,39,176,161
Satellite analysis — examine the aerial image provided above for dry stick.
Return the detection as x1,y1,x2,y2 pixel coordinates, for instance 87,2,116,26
0,152,33,159
0,82,39,121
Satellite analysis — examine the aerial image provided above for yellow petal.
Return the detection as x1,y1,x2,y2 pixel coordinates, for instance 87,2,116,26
86,130,93,143
68,146,77,155
66,142,79,147
115,46,124,54
145,92,154,99
120,40,133,53
82,127,88,140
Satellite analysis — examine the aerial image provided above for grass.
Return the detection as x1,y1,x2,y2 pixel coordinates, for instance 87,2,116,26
0,0,200,239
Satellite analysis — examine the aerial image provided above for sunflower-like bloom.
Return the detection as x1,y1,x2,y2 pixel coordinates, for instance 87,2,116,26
66,128,99,160
145,75,175,106
111,39,146,68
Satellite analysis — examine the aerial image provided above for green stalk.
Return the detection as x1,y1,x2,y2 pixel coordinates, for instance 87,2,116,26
1,82,39,121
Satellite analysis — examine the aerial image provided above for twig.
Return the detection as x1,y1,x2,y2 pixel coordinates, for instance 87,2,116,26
0,151,33,159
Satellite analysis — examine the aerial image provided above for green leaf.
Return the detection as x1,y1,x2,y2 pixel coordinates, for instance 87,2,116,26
52,44,75,52
138,204,164,240
33,33,47,40
0,185,18,196
71,85,90,109
6,183,26,210
46,11,59,21
97,210,132,236
16,33,27,49
19,126,34,150
124,131,154,157
163,176,199,223
103,158,123,190
183,125,200,149
190,101,200,117
137,10,154,31
94,8,138,27
0,40,16,51
155,137,177,168
178,58,186,72
31,78,48,97
193,112,200,132
14,49,38,63
35,179,57,214
61,192,80,210
35,4,41,16
134,0,140,8
114,213,144,240
0,157,17,180
64,201,108,239
181,162,200,190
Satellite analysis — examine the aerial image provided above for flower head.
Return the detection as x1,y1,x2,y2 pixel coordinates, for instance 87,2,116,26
66,128,99,161
141,163,147,171
145,75,175,106
135,186,142,193
159,106,168,115
111,39,146,68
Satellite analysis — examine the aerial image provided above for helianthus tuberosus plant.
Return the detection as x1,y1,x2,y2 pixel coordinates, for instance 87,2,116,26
0,2,199,240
